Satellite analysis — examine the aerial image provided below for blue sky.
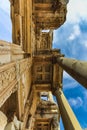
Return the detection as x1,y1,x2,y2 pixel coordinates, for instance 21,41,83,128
0,0,12,42
0,0,87,129
53,0,87,129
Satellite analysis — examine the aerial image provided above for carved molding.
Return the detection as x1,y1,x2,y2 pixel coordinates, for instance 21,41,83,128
0,40,23,54
33,0,68,29
0,81,18,107
20,59,29,74
0,58,32,107
0,62,16,90
51,115,58,129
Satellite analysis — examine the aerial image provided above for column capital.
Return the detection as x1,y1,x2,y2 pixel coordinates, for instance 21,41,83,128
52,55,58,64
52,87,62,96
9,0,14,5
52,55,63,64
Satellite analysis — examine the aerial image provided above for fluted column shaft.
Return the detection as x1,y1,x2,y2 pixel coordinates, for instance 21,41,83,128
57,57,87,88
54,88,82,130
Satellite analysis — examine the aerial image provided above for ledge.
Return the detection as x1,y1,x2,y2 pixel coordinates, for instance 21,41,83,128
0,40,27,64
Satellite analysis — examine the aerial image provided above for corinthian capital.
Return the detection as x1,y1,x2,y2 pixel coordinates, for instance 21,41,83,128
9,0,14,5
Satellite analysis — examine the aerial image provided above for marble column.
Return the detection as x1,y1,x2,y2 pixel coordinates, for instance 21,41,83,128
54,88,82,130
57,57,87,89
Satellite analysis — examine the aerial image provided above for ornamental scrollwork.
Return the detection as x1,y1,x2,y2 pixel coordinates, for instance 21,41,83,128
0,65,16,90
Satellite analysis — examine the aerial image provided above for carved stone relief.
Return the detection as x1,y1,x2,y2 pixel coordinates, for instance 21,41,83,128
0,58,31,107
0,65,16,90
51,115,59,129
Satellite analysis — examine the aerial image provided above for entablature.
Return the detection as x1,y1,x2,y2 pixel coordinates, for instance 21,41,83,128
33,0,68,29
32,49,63,91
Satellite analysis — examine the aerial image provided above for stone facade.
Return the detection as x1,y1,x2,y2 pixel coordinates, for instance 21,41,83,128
0,0,83,130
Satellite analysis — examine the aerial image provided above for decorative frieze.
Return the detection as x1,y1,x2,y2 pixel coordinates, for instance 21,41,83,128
0,82,18,107
19,58,32,74
0,58,32,107
0,66,16,90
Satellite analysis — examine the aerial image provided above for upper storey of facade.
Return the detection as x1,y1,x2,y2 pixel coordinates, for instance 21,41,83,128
9,0,69,53
33,0,69,30
0,1,69,130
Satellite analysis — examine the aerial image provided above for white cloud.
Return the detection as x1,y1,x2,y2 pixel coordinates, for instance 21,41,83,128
63,80,78,90
84,91,87,99
83,91,87,111
83,40,87,48
53,30,59,44
68,97,83,108
0,0,12,42
68,24,81,41
67,0,87,23
63,71,78,89
0,0,10,14
63,71,70,79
